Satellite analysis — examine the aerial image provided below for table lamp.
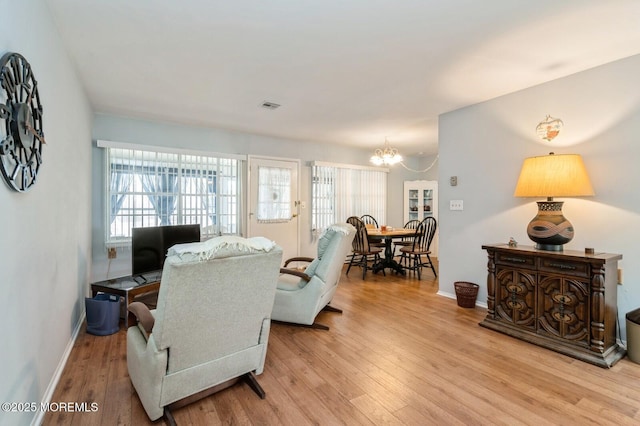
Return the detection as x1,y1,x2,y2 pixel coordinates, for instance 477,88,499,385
514,152,594,251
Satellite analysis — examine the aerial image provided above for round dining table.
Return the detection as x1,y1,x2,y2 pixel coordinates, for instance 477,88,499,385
366,228,417,275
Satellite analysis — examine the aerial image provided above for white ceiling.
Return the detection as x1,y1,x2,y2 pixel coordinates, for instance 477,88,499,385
45,0,640,156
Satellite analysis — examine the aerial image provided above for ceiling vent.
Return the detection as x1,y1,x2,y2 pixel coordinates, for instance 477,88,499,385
260,101,281,110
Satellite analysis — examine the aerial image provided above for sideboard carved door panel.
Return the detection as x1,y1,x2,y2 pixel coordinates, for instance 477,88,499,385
496,268,536,330
537,275,590,346
480,244,624,368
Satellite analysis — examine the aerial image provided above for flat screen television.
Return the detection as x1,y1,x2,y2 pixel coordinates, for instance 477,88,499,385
131,224,201,277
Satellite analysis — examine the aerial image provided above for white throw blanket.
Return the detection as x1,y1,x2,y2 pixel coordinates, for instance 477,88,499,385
167,235,276,263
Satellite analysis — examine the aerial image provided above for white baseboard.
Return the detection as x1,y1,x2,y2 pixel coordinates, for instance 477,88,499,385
437,290,487,309
31,312,85,426
437,290,456,300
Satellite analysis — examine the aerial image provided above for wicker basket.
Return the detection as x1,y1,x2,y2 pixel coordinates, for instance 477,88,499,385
454,281,479,308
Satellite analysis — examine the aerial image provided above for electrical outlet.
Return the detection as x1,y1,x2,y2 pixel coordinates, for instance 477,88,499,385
107,247,117,259
450,200,464,211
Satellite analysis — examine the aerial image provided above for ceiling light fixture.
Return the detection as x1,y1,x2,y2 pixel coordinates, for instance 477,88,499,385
370,137,403,166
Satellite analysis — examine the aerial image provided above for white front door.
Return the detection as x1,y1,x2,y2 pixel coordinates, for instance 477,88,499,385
248,156,300,262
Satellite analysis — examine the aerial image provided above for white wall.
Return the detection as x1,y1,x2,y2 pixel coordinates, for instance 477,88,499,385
0,1,93,425
438,54,640,340
91,114,437,280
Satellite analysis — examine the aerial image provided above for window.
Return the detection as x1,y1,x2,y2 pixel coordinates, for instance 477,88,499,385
101,142,243,245
311,162,387,234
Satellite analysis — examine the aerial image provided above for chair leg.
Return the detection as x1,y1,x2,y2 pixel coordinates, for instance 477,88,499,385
346,253,356,276
242,372,266,399
408,254,418,278
271,320,330,330
427,254,437,277
402,253,409,267
309,322,330,330
322,305,343,314
164,407,177,426
357,254,385,280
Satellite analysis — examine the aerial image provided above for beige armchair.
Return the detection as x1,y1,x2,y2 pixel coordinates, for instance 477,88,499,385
126,236,283,422
271,223,355,330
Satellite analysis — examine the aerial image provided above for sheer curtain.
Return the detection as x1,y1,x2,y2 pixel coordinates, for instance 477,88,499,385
141,167,179,226
257,166,292,223
196,176,217,232
109,169,132,225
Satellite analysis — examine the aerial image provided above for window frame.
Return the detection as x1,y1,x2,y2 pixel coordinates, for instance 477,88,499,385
98,140,245,247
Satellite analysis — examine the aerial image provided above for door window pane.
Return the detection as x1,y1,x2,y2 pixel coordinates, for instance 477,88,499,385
257,166,292,222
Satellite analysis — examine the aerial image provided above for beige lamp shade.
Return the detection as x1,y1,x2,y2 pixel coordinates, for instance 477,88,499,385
514,153,594,198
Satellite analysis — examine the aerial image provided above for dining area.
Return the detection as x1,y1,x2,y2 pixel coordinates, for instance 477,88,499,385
345,215,438,280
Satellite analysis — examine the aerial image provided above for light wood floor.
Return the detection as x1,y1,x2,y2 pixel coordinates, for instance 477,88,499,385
45,265,640,425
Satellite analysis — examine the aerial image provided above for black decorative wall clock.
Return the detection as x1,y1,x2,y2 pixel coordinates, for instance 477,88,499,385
0,52,45,192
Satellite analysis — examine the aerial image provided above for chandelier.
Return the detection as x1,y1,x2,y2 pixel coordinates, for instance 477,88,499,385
370,138,403,165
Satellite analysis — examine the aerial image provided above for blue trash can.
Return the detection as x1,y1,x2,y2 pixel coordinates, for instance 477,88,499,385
85,293,120,335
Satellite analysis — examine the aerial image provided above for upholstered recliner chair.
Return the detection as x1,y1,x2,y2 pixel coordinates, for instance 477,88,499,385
126,236,283,422
271,223,355,330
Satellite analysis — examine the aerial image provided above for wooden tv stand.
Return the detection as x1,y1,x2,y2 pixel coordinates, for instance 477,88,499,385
91,273,161,328
480,244,625,368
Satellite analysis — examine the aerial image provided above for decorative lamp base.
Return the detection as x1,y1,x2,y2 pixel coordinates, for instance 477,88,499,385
526,201,573,251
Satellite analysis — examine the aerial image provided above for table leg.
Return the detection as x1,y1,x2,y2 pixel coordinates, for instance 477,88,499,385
373,237,406,275
124,293,130,328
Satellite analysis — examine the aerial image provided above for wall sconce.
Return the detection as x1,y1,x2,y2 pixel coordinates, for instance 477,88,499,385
514,152,594,251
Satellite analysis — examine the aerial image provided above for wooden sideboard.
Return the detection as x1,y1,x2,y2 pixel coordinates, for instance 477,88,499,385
480,244,625,368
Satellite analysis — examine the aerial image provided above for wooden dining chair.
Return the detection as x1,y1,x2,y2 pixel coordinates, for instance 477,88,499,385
346,216,384,279
393,219,420,255
360,215,385,248
398,217,437,279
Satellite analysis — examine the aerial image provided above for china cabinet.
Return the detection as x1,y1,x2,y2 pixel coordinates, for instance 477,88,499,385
403,180,438,256
403,180,438,223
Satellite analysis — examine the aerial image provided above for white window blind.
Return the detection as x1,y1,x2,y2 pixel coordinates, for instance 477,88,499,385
312,162,387,234
102,144,242,245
